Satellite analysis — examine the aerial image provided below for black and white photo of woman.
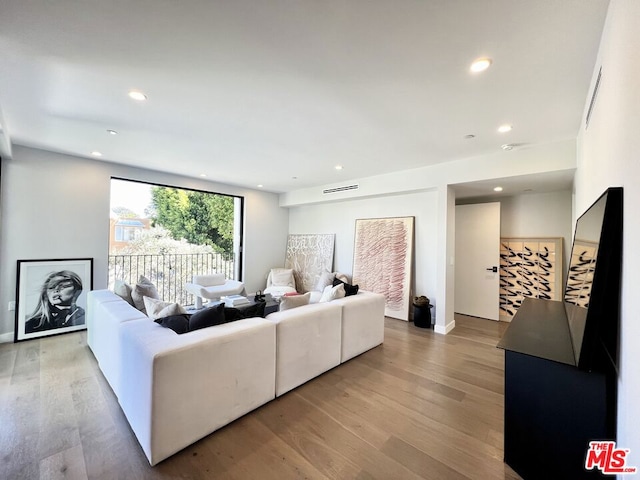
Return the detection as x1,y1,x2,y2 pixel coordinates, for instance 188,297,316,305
24,270,85,334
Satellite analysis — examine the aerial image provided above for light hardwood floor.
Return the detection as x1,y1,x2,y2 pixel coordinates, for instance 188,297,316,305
0,315,521,479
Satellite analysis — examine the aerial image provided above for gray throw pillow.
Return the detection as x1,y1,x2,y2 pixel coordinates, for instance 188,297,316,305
131,275,159,313
114,279,134,306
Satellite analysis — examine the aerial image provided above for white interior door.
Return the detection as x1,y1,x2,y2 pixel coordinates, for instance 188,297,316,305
455,202,500,321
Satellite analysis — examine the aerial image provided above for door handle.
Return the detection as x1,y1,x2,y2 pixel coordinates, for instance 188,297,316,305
486,266,498,273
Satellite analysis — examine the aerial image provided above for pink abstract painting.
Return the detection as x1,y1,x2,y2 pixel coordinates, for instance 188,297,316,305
352,217,414,320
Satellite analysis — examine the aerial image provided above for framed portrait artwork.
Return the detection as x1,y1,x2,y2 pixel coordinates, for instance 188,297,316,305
14,258,93,342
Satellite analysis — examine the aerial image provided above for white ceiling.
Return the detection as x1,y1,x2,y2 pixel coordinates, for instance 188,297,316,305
0,0,609,194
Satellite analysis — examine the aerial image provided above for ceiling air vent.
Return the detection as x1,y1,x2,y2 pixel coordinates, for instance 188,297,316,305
585,67,602,129
322,184,359,195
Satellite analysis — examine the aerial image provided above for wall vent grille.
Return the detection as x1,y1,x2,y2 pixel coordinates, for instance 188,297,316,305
322,184,359,194
585,67,602,129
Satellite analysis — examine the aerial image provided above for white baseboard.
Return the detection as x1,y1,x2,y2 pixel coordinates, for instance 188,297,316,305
434,320,456,335
0,332,14,343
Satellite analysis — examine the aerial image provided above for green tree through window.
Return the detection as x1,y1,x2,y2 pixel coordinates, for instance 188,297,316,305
149,187,234,254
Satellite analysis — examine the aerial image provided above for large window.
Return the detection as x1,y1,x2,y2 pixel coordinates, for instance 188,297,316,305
108,178,244,305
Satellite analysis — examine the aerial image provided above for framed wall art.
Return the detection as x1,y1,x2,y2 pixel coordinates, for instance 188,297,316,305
352,216,414,320
284,234,335,293
499,237,563,319
15,258,93,342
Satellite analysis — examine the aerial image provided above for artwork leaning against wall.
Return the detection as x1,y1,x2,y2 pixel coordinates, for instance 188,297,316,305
108,178,244,306
352,216,414,321
499,237,564,320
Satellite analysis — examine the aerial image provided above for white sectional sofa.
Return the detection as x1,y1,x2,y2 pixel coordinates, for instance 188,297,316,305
87,288,385,466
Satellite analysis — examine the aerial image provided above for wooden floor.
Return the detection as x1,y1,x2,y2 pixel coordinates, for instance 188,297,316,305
0,315,521,479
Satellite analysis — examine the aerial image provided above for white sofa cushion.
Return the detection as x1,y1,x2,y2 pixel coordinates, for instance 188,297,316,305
332,290,386,363
87,289,129,353
87,290,148,398
118,316,276,466
266,302,342,396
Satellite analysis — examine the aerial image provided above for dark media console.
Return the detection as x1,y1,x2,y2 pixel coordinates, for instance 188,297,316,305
498,187,622,479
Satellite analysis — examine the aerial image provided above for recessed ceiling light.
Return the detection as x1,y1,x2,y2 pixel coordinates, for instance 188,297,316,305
128,90,147,101
494,186,503,192
107,129,118,135
199,173,207,177
464,134,476,139
470,58,492,73
91,151,103,157
498,124,513,133
335,165,343,170
257,184,264,188
501,144,515,151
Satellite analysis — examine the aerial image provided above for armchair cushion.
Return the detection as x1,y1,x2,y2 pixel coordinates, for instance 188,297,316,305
192,273,226,287
270,268,295,288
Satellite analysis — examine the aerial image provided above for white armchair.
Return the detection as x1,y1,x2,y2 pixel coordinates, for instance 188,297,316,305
185,273,245,309
263,268,297,298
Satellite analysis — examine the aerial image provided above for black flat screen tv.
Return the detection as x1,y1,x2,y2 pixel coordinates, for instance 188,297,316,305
564,187,622,373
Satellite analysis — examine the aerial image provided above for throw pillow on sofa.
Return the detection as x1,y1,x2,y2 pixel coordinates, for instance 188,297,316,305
279,292,311,311
114,279,135,306
333,278,359,296
224,301,266,321
320,283,346,302
315,271,336,292
143,296,187,320
155,314,190,334
131,275,160,313
189,303,227,331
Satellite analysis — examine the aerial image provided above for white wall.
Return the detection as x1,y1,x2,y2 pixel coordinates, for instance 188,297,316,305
281,139,576,207
501,191,573,286
576,0,639,465
288,189,439,320
460,191,574,283
0,146,289,340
